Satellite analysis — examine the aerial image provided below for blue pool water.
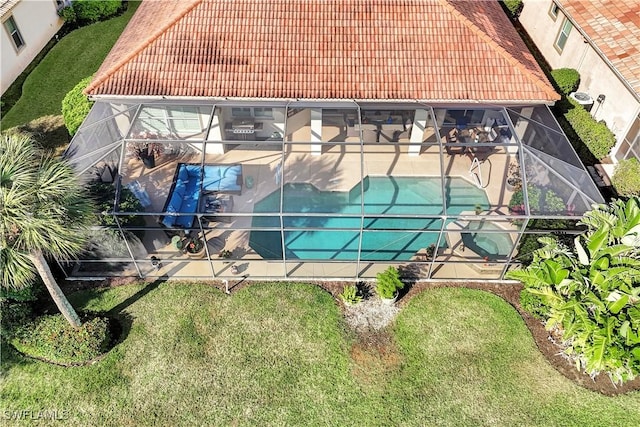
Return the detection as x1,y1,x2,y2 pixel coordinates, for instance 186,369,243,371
250,176,490,260
461,222,514,260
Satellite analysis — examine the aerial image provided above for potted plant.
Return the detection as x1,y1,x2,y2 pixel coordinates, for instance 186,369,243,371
375,266,405,303
127,142,163,169
339,284,362,306
425,243,436,259
185,236,206,259
506,160,522,192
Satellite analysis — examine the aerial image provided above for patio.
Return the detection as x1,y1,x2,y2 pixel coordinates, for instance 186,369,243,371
63,102,603,280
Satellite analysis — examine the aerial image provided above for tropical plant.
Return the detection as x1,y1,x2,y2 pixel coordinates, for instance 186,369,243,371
339,284,362,305
507,198,640,383
87,181,144,228
375,266,405,300
0,133,94,327
518,288,549,320
515,219,579,265
61,76,94,137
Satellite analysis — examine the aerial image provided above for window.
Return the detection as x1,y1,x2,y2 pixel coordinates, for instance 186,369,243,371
554,18,572,53
549,2,560,20
616,113,640,161
231,107,251,117
3,16,25,51
254,107,273,118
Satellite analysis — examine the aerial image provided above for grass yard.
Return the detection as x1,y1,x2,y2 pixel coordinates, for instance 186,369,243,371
1,283,639,426
0,2,140,130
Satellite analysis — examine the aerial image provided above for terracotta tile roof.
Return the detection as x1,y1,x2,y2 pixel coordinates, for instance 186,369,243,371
559,0,640,96
1,0,21,16
86,0,559,102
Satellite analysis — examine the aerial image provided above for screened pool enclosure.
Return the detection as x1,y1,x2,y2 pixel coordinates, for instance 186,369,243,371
61,101,604,280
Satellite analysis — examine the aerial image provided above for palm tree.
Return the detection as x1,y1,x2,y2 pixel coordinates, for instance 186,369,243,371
1,132,94,327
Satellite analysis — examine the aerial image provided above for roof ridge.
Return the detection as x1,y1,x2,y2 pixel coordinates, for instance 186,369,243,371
85,0,203,94
437,0,558,100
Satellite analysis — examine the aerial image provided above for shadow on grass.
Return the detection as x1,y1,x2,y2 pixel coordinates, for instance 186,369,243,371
0,339,35,372
101,277,164,346
4,115,70,154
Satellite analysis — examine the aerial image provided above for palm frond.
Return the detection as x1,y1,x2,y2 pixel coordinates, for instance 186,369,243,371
1,132,94,290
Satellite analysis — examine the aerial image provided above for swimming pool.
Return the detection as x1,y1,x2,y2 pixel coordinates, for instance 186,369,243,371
250,176,489,260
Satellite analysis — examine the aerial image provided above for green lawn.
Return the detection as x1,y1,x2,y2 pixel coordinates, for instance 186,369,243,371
1,283,638,426
0,2,140,130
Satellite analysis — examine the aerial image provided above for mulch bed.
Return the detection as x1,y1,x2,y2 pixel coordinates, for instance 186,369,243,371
63,277,640,396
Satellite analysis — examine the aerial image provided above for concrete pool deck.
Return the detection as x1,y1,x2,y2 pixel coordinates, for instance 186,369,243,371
112,132,517,280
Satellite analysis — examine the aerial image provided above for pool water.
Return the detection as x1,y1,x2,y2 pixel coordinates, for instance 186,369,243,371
250,176,489,260
461,221,514,260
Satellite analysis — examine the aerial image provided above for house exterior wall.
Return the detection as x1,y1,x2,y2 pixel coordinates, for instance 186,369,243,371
519,0,640,162
1,0,63,94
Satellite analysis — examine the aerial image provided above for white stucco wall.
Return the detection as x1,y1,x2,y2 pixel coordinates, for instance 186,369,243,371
519,0,640,160
1,0,63,94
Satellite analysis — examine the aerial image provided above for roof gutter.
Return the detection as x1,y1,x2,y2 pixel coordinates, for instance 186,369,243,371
87,94,555,106
557,2,640,103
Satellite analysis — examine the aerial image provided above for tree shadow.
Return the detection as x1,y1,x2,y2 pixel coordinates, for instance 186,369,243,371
104,275,168,344
108,277,164,315
8,115,70,154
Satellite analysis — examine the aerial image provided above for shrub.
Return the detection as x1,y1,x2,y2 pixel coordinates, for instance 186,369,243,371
0,281,43,340
612,158,640,198
550,68,580,95
11,314,111,364
375,266,404,299
61,76,94,136
0,301,33,340
564,98,616,160
519,289,550,320
339,285,362,305
59,0,122,25
501,0,523,18
0,280,42,302
508,185,565,215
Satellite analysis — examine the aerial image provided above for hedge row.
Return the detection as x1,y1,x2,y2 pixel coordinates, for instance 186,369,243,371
59,0,123,26
563,98,616,160
501,0,523,18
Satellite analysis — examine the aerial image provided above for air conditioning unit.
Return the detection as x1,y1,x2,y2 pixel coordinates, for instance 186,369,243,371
569,92,594,112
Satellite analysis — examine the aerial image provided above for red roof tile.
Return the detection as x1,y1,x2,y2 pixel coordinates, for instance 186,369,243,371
86,0,559,102
559,0,640,96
